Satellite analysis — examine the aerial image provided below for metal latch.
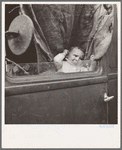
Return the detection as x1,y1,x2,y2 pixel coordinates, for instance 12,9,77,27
104,93,114,102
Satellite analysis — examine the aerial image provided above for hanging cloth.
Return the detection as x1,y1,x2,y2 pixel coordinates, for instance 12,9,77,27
70,4,94,52
84,4,114,60
31,4,75,56
20,4,114,62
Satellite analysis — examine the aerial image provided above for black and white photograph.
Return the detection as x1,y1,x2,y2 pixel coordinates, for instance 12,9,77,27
2,1,120,148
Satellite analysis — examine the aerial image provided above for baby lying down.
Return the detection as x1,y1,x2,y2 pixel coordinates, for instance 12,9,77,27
54,47,96,73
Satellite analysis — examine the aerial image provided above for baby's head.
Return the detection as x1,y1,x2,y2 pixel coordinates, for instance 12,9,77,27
67,47,84,65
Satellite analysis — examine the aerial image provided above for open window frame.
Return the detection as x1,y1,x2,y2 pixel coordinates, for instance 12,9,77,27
5,59,101,84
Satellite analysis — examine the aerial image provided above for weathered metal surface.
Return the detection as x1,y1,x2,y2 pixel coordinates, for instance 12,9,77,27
6,75,107,97
107,5,117,124
108,79,117,124
5,83,107,124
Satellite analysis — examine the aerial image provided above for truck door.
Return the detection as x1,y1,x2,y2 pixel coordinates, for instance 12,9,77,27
5,57,108,124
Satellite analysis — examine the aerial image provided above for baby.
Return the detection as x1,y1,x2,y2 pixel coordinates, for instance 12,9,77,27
54,47,96,73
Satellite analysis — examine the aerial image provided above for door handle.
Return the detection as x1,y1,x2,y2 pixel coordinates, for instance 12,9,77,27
104,93,114,102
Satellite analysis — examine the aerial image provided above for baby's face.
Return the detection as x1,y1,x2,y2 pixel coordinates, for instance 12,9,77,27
67,48,84,65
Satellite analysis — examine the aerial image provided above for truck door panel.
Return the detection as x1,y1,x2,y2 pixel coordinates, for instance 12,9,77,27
5,76,108,124
108,79,117,124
